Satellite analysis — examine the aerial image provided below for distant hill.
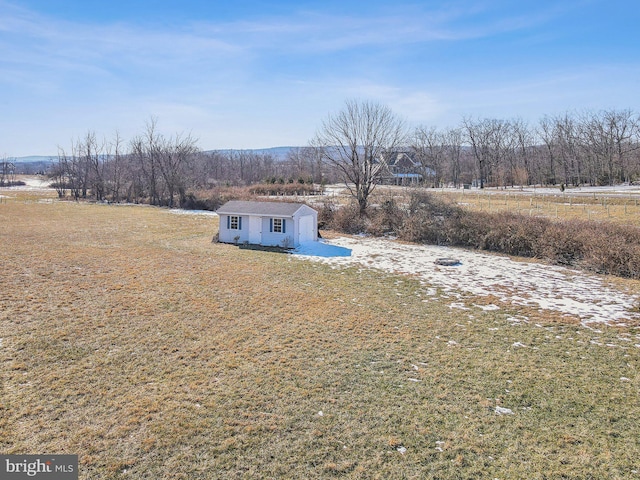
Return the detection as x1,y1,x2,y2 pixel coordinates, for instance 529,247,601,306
12,148,301,163
10,155,56,164
205,146,298,160
4,156,56,174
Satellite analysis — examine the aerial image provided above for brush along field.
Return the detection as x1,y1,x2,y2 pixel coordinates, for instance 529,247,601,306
418,186,640,227
2,191,640,479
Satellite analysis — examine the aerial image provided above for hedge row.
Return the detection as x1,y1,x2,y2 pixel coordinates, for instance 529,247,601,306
320,193,640,280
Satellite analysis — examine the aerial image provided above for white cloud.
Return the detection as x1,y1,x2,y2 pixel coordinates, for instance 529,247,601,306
1,0,637,156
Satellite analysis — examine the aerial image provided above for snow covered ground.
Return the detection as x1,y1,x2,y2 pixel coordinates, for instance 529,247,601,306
293,236,640,326
14,176,51,189
168,208,219,217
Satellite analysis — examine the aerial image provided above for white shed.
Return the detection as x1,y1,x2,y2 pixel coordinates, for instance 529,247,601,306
216,200,318,248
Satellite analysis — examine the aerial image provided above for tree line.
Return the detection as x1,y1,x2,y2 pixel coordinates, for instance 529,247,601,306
312,101,640,213
51,107,640,207
411,110,640,189
459,109,640,188
51,119,332,206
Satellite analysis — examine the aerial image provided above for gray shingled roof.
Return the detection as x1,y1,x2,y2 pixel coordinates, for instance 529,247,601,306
216,200,310,217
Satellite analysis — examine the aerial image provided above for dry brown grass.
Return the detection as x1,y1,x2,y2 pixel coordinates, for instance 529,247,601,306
1,192,640,479
429,188,640,227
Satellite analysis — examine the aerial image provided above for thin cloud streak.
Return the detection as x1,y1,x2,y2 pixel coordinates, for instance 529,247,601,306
0,0,637,156
0,1,567,65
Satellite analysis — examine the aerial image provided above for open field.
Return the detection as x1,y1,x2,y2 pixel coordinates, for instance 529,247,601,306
1,186,640,478
405,186,640,227
315,183,640,228
296,236,640,327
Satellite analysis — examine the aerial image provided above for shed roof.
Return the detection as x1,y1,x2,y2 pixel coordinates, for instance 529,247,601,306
216,200,314,217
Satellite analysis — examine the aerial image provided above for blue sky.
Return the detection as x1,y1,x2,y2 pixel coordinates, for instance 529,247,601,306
1,0,639,156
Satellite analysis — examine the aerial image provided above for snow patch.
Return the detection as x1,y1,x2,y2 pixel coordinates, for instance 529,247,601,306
168,209,218,217
476,304,500,311
449,302,470,310
292,236,640,325
495,406,514,415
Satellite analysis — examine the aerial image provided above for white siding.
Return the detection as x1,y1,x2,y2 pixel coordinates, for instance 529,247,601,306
217,202,318,247
218,215,248,244
261,217,294,247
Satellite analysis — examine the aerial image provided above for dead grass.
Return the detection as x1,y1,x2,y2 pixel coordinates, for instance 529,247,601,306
1,195,640,479
429,188,640,227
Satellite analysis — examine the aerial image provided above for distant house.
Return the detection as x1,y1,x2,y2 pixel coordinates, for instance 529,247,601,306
377,150,435,186
216,200,318,248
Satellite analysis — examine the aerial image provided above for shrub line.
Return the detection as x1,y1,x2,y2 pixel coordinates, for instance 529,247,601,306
320,192,640,280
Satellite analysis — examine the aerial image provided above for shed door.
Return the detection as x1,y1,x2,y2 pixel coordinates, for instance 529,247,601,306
249,216,262,244
298,215,315,243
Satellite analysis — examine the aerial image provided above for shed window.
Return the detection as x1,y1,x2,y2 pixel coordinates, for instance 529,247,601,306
270,218,286,233
228,215,241,230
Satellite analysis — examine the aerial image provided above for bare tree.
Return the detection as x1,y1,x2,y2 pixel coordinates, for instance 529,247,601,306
462,117,511,188
537,116,558,185
412,126,446,187
0,157,16,186
80,131,107,201
51,148,69,198
130,118,163,205
106,131,125,202
557,114,583,186
583,110,640,185
511,119,534,186
157,132,199,207
191,151,231,188
606,109,639,184
58,139,84,200
312,100,407,214
285,147,325,184
443,127,464,187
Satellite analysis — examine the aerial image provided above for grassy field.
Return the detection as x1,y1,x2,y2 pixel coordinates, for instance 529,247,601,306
423,188,640,227
2,190,640,479
322,184,640,228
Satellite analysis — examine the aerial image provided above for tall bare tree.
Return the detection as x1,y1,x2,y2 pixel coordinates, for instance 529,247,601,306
462,117,511,188
106,131,125,202
157,132,199,207
130,118,163,205
412,126,446,187
512,119,534,185
0,157,16,186
312,100,407,214
81,131,107,201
